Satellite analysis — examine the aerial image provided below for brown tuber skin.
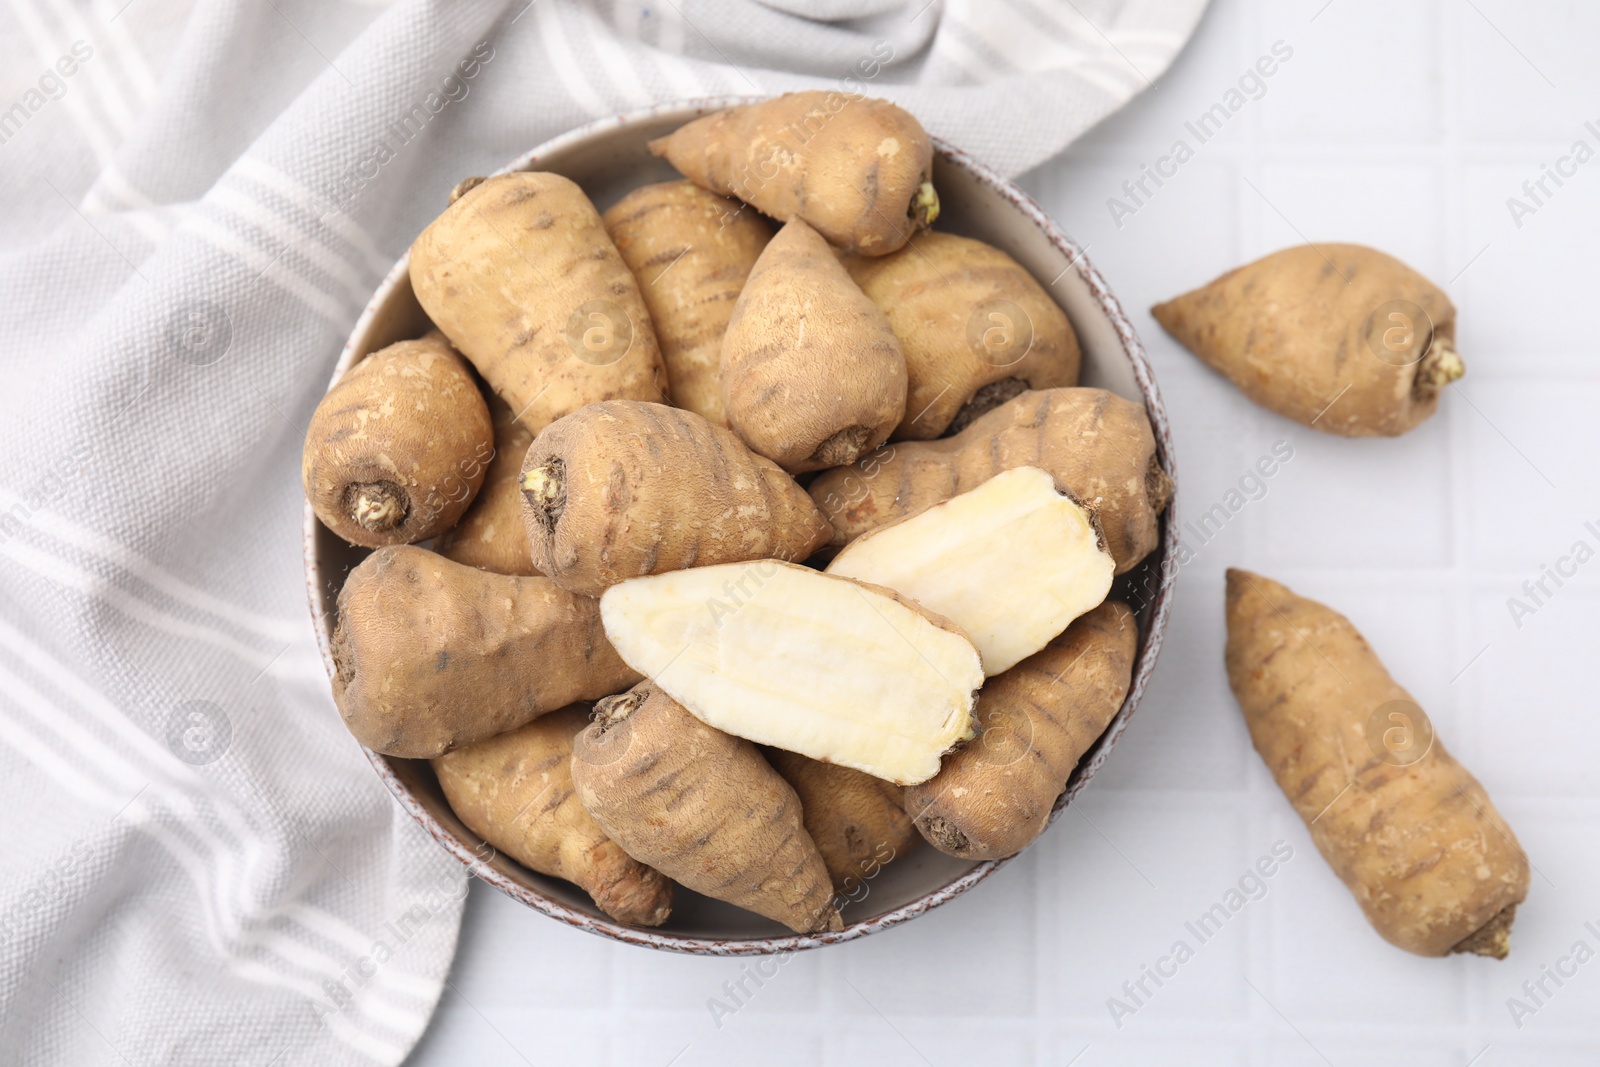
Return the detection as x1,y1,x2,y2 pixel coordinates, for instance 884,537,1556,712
410,172,668,435
648,91,937,256
432,706,672,926
1225,569,1529,958
602,180,773,426
331,546,641,758
436,393,540,575
571,683,843,934
808,388,1170,574
1152,244,1463,437
844,232,1081,440
303,333,493,548
720,218,908,473
519,401,834,597
905,602,1137,861
766,749,917,892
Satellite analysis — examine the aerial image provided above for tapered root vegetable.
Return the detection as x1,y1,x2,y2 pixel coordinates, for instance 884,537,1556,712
906,602,1137,861
720,218,908,473
1225,569,1529,958
827,466,1114,675
602,181,772,426
331,546,641,758
766,749,916,892
809,388,1170,574
303,334,493,548
1152,244,1462,437
519,401,834,596
432,707,672,926
436,395,539,575
648,91,937,256
844,232,1081,440
599,561,983,785
572,683,842,933
410,172,668,435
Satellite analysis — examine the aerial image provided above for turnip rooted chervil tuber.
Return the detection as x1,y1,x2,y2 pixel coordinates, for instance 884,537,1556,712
435,392,539,576
766,748,916,893
809,387,1169,574
648,91,937,256
518,401,833,597
410,172,668,435
332,546,640,758
906,601,1137,861
718,217,908,474
572,683,841,934
843,231,1081,440
602,180,772,428
1152,244,1463,437
1225,569,1529,958
302,332,492,549
433,706,672,927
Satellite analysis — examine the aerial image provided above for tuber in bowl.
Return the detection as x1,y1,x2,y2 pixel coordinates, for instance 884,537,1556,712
304,98,1178,955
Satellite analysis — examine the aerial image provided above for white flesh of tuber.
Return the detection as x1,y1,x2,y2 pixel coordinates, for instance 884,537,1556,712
826,466,1115,675
599,560,982,785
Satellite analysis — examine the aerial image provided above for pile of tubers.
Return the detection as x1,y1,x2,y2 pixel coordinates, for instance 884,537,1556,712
306,92,1155,935
305,92,1527,959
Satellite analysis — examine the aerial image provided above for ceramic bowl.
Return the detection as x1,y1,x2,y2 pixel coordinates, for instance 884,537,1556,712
305,97,1178,956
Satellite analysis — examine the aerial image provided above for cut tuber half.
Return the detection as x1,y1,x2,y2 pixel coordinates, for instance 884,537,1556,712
599,561,983,786
826,466,1115,675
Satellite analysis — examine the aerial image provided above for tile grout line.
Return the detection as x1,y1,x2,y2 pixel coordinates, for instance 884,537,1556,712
1439,0,1487,1049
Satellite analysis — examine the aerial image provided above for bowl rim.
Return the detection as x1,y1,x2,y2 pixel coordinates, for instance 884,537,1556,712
303,96,1179,956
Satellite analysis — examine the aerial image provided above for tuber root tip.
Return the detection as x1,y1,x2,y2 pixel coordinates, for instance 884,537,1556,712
918,814,970,856
449,176,487,204
593,689,644,729
519,458,567,531
1146,459,1174,514
911,178,940,229
345,481,407,532
810,426,871,469
1413,336,1465,402
1451,903,1517,960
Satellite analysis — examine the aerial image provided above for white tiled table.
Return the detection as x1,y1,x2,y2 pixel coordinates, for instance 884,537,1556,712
407,1,1600,1062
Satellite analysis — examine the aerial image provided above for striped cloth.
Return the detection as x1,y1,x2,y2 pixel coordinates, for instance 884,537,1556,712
0,1,1208,1063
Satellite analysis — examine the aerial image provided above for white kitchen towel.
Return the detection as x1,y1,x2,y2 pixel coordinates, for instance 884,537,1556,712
0,0,1208,1063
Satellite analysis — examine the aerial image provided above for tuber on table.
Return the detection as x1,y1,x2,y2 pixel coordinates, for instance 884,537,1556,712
1225,569,1529,958
1152,243,1463,437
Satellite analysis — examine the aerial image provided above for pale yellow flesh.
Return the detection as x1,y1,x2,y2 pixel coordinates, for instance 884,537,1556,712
599,562,982,785
826,466,1114,675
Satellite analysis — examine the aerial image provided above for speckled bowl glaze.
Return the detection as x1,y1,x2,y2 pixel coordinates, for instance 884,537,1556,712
305,97,1178,955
